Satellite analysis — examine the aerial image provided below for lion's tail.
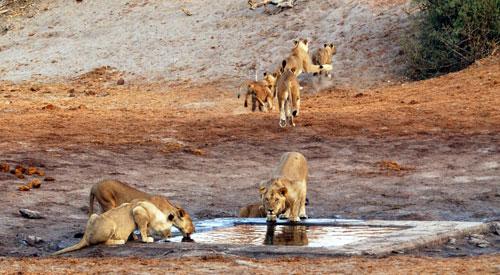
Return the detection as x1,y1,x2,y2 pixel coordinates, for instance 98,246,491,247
89,186,96,216
53,214,98,255
238,82,254,108
52,239,89,255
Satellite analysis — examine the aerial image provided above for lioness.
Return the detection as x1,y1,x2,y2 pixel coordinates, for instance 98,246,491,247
259,152,308,222
312,43,336,78
53,200,173,255
89,179,195,237
282,38,332,77
275,63,300,128
238,202,266,218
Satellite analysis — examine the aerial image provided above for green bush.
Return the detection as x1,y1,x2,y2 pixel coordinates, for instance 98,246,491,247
402,0,500,80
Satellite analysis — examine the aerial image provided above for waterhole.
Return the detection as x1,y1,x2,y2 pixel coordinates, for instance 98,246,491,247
169,218,408,247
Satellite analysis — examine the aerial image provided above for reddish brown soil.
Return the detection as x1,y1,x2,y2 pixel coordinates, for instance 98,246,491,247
1,55,499,272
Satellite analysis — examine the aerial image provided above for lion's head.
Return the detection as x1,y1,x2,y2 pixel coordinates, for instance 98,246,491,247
259,178,290,222
151,196,195,237
292,38,309,53
173,206,195,237
325,43,336,55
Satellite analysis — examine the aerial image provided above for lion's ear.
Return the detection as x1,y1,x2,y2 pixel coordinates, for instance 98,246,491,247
290,68,296,73
273,72,278,77
303,39,308,45
259,186,266,194
293,40,298,46
263,72,267,76
168,214,175,221
279,187,288,196
177,208,186,218
324,43,327,48
330,43,334,48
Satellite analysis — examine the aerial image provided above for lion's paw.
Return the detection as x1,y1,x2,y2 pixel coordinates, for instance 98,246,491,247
143,237,154,243
289,216,300,222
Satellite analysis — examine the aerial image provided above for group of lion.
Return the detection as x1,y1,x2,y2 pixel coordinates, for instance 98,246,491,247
238,38,336,127
53,179,196,255
54,151,308,255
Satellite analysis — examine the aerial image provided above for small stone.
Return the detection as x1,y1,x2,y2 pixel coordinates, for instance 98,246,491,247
26,168,38,175
448,238,456,245
29,180,41,189
490,222,500,235
28,31,36,37
42,104,58,110
477,243,489,248
25,235,43,246
117,78,125,85
19,209,43,219
0,163,9,172
48,25,54,29
14,165,26,173
409,100,417,105
19,185,30,191
44,177,55,181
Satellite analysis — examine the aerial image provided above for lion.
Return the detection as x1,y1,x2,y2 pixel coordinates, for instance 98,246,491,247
312,43,336,78
282,38,332,77
259,152,308,222
53,200,173,255
238,72,277,112
275,63,300,128
89,179,195,237
238,202,267,218
248,0,296,13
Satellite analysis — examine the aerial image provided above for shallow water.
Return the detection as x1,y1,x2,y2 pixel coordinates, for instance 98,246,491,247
170,224,406,247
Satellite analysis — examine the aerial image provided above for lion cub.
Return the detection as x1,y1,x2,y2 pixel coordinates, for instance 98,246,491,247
275,62,300,128
53,200,173,255
237,72,277,112
312,43,336,78
238,202,267,218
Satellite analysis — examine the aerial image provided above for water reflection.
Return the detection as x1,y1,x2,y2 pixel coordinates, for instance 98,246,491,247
170,224,405,247
264,225,308,246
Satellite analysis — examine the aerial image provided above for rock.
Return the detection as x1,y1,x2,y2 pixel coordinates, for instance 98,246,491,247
0,163,9,172
25,235,44,246
117,78,125,85
26,168,38,175
29,180,41,188
44,177,55,181
468,235,489,248
19,209,43,219
19,185,30,191
448,238,456,245
42,104,58,110
14,165,26,173
490,222,500,235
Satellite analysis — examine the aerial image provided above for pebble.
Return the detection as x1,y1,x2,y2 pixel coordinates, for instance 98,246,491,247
19,209,43,219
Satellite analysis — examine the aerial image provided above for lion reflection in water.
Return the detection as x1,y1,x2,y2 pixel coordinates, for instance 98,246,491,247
264,225,308,246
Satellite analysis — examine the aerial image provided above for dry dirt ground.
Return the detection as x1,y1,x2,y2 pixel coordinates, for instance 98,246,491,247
1,0,500,273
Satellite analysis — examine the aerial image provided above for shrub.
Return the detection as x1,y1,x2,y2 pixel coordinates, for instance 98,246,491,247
402,0,500,80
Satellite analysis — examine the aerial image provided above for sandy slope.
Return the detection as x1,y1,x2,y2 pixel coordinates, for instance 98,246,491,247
0,0,409,88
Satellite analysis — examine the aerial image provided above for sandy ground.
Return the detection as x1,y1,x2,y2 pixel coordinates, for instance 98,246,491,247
0,0,409,88
1,0,500,273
